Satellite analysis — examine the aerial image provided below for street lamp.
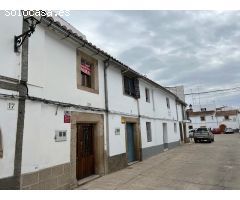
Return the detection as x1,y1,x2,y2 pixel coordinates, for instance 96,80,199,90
14,10,42,52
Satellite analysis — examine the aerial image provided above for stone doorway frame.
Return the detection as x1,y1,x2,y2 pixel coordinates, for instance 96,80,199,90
70,112,105,188
123,117,142,163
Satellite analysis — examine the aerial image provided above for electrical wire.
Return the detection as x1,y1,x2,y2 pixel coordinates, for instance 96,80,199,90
185,86,240,95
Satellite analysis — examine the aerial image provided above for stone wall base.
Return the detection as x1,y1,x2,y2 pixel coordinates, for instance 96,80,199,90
168,140,180,149
141,145,164,160
108,153,127,174
0,176,19,190
141,140,180,160
21,162,71,190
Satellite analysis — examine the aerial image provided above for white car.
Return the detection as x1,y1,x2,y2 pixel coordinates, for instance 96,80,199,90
189,129,197,138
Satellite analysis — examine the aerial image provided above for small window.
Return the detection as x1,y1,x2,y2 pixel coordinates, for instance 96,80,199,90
145,88,150,102
200,116,205,121
77,51,99,93
201,108,207,111
146,122,152,142
166,97,170,109
189,125,193,129
174,123,177,133
224,116,229,120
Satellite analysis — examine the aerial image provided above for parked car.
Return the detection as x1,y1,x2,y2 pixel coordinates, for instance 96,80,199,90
189,129,197,138
194,127,214,143
224,128,234,134
212,128,221,134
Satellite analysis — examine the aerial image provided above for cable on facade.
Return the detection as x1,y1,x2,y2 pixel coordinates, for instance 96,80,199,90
0,92,105,112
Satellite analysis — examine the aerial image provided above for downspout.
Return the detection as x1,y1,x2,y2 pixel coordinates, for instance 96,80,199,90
136,88,141,161
175,100,180,142
103,59,110,174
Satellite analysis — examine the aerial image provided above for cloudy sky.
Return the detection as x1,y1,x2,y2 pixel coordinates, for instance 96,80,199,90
64,11,240,107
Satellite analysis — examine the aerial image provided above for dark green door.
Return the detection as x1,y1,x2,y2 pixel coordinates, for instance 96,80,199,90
126,123,136,163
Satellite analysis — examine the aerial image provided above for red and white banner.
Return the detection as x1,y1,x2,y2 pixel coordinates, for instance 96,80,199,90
81,64,91,75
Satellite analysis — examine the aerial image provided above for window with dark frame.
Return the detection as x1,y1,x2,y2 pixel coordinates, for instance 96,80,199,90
145,88,150,102
200,116,205,121
146,122,152,142
224,116,229,120
124,76,135,97
166,97,170,109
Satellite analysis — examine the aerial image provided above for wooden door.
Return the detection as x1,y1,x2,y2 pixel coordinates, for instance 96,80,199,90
76,124,95,180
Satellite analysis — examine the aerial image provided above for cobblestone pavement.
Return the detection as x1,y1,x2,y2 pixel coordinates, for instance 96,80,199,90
77,133,240,190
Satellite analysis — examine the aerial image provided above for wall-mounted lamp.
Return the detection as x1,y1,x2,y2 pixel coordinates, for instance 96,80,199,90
14,10,42,52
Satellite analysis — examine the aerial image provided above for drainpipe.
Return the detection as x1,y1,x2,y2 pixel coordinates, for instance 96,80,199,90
136,78,142,161
175,100,181,142
103,59,110,174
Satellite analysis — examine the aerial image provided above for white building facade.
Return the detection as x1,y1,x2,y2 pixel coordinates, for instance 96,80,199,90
0,12,187,189
187,104,240,131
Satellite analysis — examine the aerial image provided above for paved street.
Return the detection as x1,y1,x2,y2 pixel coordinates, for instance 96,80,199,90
77,133,240,190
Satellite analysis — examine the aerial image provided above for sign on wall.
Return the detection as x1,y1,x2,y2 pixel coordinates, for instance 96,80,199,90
115,128,120,135
81,63,91,75
64,111,71,123
121,117,126,124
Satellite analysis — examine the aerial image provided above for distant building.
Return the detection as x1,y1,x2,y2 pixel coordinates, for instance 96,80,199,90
187,104,240,131
166,86,190,143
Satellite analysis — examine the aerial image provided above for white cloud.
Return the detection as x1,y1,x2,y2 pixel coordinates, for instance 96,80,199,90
63,11,240,107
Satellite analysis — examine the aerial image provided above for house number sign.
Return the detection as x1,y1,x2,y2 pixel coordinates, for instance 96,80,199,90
7,102,15,110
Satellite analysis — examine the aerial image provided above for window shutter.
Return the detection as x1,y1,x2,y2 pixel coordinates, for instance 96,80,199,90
123,76,129,94
134,78,140,99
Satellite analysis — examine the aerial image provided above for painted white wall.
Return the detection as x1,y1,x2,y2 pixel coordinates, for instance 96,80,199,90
140,118,162,148
0,89,18,178
190,114,240,129
107,66,138,115
28,25,105,109
138,81,155,117
167,121,180,143
216,116,239,129
0,12,22,79
108,114,127,156
21,101,71,173
153,88,177,121
177,104,183,121
190,115,217,129
140,119,180,149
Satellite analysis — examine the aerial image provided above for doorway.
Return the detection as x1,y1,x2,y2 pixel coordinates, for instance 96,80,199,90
219,124,226,133
126,123,136,163
179,122,184,142
76,123,95,180
163,123,168,149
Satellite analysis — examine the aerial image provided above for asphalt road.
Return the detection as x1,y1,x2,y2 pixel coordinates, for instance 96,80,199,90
77,133,240,190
